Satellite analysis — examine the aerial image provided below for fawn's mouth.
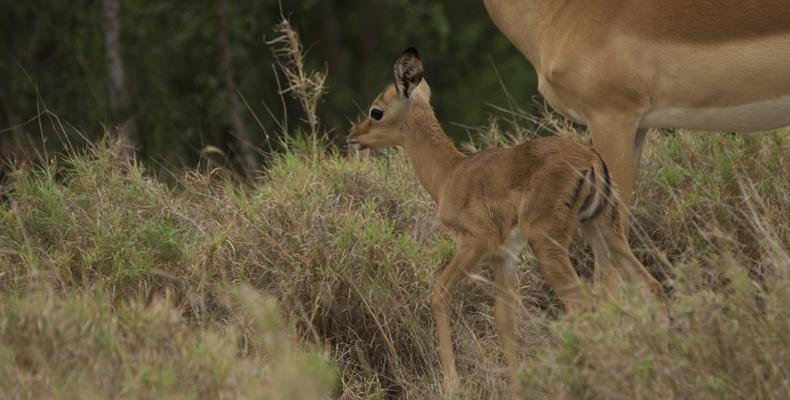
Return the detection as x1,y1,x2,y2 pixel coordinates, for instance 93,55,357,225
347,138,368,150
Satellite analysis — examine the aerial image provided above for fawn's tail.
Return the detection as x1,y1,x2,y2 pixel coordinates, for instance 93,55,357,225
578,151,615,222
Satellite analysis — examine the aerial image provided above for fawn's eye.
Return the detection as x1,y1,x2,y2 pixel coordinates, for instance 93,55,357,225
370,108,384,121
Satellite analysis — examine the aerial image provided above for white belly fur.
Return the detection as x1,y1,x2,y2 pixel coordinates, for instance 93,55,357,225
641,95,790,132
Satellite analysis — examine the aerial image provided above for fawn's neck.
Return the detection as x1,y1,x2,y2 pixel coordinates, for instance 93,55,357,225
401,105,465,203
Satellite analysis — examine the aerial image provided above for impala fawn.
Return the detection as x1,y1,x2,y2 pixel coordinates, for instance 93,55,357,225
347,47,664,399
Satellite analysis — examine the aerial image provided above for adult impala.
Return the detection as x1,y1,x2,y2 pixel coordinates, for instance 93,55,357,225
484,0,790,290
348,48,663,399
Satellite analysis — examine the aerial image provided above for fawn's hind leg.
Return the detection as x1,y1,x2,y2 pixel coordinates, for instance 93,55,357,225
582,208,664,302
520,185,591,314
490,254,522,398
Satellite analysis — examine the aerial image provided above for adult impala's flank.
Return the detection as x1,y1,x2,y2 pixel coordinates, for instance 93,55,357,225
348,48,664,399
484,0,790,290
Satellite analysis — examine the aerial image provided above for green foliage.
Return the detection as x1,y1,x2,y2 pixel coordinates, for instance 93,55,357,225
4,142,195,292
632,131,790,272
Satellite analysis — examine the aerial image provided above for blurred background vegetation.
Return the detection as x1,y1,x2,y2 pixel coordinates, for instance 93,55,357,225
1,0,538,170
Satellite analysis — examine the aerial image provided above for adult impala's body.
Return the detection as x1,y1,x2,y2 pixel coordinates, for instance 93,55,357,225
348,48,663,399
485,0,790,290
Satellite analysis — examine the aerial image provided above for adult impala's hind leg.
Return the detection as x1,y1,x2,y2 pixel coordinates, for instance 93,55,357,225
588,116,647,225
588,115,648,293
430,238,487,392
491,255,521,398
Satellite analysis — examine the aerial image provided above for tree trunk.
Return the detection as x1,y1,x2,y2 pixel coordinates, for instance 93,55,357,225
102,0,139,154
218,0,257,172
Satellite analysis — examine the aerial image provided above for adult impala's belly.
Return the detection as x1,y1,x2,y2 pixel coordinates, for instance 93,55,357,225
632,33,790,131
640,95,790,131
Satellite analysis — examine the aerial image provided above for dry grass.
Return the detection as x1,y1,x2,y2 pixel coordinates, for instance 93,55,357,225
267,19,327,140
1,126,789,399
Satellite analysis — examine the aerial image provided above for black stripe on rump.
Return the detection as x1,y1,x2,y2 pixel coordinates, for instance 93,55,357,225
566,170,588,208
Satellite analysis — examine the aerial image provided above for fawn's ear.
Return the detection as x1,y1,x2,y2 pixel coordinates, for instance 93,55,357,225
394,47,423,99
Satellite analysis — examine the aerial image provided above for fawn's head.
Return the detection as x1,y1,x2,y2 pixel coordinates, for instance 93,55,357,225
347,47,432,150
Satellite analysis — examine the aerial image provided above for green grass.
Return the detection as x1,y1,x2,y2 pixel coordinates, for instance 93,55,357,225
1,129,789,398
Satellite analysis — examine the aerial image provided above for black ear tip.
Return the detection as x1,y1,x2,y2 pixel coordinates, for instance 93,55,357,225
402,47,420,59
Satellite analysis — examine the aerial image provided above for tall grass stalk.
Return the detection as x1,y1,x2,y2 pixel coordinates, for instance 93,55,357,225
267,19,327,144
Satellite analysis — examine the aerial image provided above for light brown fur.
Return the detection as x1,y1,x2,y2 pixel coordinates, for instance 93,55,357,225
348,49,664,399
484,0,790,298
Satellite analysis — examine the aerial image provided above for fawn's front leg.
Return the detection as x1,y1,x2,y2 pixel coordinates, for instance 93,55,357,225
430,238,487,394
